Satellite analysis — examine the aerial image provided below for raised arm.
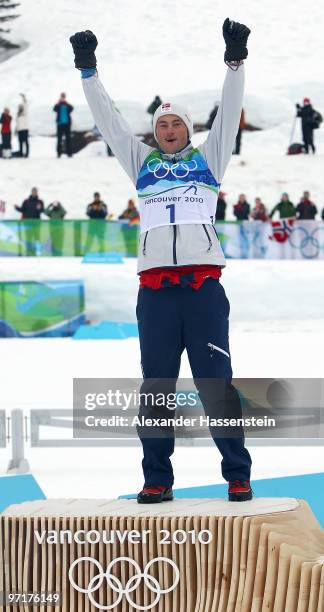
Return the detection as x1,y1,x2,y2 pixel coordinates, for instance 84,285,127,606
82,74,152,183
269,204,279,219
199,65,244,183
199,19,250,184
70,31,152,185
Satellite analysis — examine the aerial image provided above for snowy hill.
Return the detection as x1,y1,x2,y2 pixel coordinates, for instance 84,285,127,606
1,0,324,219
2,0,324,134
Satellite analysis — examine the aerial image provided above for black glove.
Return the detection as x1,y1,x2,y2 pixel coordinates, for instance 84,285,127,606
69,30,98,69
223,18,251,62
296,103,301,109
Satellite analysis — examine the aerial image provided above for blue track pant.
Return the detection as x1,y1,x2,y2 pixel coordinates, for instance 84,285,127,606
136,278,252,487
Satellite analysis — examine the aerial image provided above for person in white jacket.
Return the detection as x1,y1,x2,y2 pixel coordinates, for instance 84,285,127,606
70,19,253,504
16,93,29,157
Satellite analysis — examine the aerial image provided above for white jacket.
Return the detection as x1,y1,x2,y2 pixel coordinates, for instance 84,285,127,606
16,102,29,131
82,66,244,272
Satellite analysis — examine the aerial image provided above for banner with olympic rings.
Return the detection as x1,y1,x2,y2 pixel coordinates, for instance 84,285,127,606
215,220,324,260
0,219,323,259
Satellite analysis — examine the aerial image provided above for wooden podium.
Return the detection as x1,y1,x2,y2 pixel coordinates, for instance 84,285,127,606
1,498,323,611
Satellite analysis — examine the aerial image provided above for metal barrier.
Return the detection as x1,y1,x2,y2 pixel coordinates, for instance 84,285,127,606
0,411,6,448
6,410,29,474
0,409,30,474
30,409,141,447
1,408,323,475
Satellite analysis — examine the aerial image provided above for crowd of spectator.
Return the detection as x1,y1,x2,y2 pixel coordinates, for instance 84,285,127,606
1,188,323,223
1,92,322,160
1,95,323,229
217,190,323,221
0,188,140,222
0,93,29,158
0,91,75,159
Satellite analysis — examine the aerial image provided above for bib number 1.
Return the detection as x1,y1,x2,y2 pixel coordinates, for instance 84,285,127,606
166,204,175,224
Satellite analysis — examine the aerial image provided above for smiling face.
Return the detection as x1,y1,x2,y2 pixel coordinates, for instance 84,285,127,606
155,114,189,154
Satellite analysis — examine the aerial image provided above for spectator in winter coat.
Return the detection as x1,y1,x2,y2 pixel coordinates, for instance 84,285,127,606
92,122,115,156
269,193,295,219
147,96,163,134
44,201,66,219
251,197,268,222
86,192,108,219
44,201,66,256
14,187,44,219
147,95,163,117
16,94,29,157
53,92,74,157
296,98,317,154
295,191,317,220
15,187,44,255
234,108,245,154
85,192,108,253
118,198,140,222
206,103,219,130
0,107,12,158
233,194,250,221
119,199,140,256
215,191,227,220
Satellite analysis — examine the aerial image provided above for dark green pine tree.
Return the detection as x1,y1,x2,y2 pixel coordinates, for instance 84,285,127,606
0,0,20,50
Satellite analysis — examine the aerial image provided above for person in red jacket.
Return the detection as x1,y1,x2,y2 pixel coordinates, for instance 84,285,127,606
251,197,268,222
0,107,12,158
233,194,250,220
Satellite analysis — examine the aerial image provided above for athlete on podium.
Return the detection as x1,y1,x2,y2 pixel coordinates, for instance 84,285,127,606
70,18,253,503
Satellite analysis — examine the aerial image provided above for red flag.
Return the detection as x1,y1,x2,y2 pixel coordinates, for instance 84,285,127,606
270,217,294,243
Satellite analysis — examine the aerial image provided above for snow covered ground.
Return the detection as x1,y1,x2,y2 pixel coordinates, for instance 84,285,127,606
1,258,324,498
1,257,324,412
3,444,324,500
1,1,324,500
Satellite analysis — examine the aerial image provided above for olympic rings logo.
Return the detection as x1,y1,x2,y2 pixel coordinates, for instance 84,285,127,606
68,556,180,611
147,157,198,179
288,226,324,259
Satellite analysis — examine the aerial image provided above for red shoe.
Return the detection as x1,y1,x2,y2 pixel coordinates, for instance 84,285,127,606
228,480,252,502
137,485,173,504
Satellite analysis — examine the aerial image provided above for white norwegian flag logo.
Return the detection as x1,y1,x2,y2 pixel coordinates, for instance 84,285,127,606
161,102,171,112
